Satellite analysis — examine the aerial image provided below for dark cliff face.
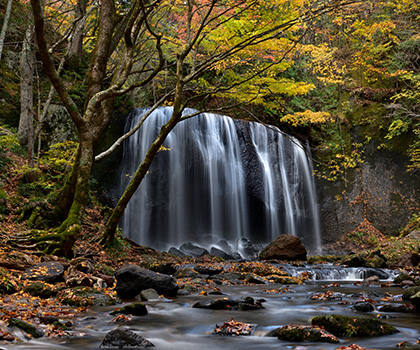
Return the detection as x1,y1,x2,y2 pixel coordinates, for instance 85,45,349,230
316,147,420,243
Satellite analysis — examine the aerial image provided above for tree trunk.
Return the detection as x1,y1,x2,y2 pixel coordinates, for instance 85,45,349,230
67,0,87,64
18,25,34,156
0,0,13,61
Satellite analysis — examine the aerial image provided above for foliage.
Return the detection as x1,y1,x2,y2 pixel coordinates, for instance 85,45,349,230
40,141,78,175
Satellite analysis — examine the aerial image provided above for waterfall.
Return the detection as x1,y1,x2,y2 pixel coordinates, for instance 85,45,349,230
118,107,322,253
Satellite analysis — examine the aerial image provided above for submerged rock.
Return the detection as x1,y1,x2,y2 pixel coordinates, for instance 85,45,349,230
100,329,154,348
192,296,264,311
259,234,307,261
311,314,398,337
114,264,179,299
353,301,374,312
268,324,339,343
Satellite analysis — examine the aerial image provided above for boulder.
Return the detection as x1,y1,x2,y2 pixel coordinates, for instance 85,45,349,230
194,265,224,276
210,247,242,260
377,304,415,313
22,261,64,283
268,325,339,343
59,287,117,307
259,234,307,261
8,318,43,338
410,291,420,310
311,314,398,337
179,242,209,257
100,329,154,348
393,273,417,284
402,286,420,301
236,237,261,258
168,247,186,256
114,264,179,299
391,253,420,269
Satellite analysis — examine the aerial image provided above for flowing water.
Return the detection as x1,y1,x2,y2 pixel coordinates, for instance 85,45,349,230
118,107,321,253
5,265,420,350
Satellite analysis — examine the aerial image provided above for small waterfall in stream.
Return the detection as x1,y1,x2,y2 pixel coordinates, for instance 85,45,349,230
118,107,322,253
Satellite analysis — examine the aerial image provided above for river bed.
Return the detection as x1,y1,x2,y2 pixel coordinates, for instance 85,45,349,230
4,267,420,350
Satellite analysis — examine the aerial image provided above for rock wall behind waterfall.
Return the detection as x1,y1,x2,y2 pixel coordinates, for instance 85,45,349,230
117,107,321,252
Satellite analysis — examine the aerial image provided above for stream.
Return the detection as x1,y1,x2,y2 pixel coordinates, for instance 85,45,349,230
3,265,420,350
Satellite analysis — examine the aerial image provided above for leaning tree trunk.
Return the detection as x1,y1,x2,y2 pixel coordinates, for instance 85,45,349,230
32,136,94,257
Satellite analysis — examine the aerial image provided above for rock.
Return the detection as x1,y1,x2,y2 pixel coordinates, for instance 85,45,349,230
192,296,264,311
210,247,242,260
70,257,95,274
397,341,420,349
168,247,186,256
363,275,379,283
410,291,420,310
114,264,179,299
194,265,224,276
407,230,420,239
173,267,200,279
8,318,43,338
377,304,415,313
140,288,160,301
236,237,260,259
149,262,177,275
111,303,148,316
23,282,57,298
311,314,398,337
391,253,420,269
259,234,307,261
179,242,209,257
402,286,420,301
22,261,64,283
393,273,417,284
244,273,267,284
64,266,94,288
268,325,339,343
59,287,117,307
100,329,154,348
213,318,255,336
342,254,366,267
353,301,374,312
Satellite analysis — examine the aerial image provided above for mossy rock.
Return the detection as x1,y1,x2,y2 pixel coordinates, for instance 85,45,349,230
59,287,117,307
111,303,148,316
402,286,420,301
269,325,339,343
311,314,398,337
24,281,57,298
8,317,43,338
394,273,417,284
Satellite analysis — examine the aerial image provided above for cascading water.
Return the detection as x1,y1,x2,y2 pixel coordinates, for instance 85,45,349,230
118,107,321,252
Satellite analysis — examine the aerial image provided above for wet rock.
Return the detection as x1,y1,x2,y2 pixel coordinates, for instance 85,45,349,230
410,291,420,310
213,318,255,336
363,275,380,283
268,324,339,343
194,265,224,276
397,341,420,349
179,242,209,257
244,273,267,284
259,234,307,261
377,304,415,313
236,237,261,259
100,329,154,348
140,288,160,301
210,247,241,260
342,254,366,267
111,303,148,316
8,318,43,338
393,273,417,284
192,296,264,311
23,281,57,298
173,267,200,279
168,247,186,256
402,286,420,301
311,314,398,337
353,301,374,312
115,264,179,299
59,287,117,307
22,261,64,283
